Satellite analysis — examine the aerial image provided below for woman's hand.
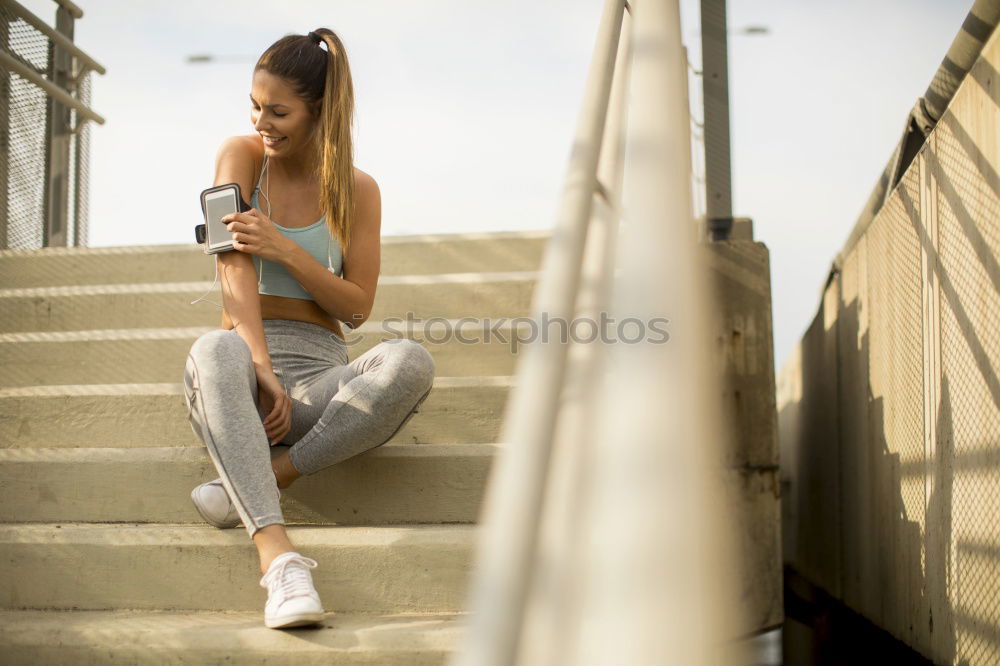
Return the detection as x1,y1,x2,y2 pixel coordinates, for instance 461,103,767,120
223,208,293,263
255,367,292,445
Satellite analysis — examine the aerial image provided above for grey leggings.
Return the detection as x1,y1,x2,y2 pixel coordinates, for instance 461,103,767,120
182,319,435,541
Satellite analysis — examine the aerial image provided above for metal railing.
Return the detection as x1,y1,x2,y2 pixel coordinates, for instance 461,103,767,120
0,0,105,249
453,0,740,663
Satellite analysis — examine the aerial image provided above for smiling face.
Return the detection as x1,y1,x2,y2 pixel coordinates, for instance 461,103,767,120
250,68,320,160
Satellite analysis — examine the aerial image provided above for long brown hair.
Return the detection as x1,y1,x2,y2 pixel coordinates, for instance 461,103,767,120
255,29,355,255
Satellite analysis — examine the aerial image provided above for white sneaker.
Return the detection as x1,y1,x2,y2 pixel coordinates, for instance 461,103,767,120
259,551,325,628
190,478,241,528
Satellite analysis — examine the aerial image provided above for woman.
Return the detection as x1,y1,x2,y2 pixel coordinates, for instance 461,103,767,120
182,28,435,630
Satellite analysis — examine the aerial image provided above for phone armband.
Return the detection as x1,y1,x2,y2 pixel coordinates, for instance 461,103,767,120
197,183,253,255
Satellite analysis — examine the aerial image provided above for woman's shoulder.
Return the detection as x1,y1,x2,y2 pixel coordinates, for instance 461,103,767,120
217,134,264,161
224,133,263,150
219,134,264,168
352,165,376,186
352,166,379,203
214,135,265,195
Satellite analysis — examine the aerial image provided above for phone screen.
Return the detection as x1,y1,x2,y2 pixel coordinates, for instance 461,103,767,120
205,187,238,249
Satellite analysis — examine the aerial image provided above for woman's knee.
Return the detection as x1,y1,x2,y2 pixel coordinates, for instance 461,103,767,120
191,328,250,358
391,338,435,391
189,329,250,367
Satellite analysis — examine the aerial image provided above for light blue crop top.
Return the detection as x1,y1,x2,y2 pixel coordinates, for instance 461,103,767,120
250,155,344,300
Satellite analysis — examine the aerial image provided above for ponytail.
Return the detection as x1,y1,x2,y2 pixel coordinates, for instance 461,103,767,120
255,28,356,255
311,29,355,256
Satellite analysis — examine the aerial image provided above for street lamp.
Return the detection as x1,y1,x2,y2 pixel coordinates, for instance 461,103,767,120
735,25,770,36
185,53,255,64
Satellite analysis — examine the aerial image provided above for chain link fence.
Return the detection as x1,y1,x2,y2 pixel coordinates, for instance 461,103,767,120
777,22,1000,664
1,2,96,249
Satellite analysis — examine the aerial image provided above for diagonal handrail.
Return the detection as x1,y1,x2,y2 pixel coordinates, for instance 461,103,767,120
0,49,104,125
563,0,740,660
1,0,105,74
505,10,634,664
452,0,631,664
453,0,739,663
0,0,106,128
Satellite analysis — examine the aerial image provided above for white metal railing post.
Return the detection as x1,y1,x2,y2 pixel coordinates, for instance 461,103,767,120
42,1,75,246
513,7,633,663
565,0,742,663
453,0,743,663
0,49,103,124
451,1,628,664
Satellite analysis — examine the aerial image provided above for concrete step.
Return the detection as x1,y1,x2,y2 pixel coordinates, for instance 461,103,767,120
0,443,495,525
0,230,550,287
0,523,474,612
0,609,465,665
0,322,527,387
0,271,537,333
0,376,512,448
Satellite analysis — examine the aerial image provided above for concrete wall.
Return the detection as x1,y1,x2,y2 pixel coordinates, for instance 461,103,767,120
778,25,1000,665
706,234,784,634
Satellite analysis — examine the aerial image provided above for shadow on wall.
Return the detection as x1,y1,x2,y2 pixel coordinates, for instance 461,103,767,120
778,78,1000,661
925,376,957,664
779,301,961,665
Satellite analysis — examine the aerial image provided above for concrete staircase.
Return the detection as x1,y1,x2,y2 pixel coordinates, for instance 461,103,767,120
0,230,548,664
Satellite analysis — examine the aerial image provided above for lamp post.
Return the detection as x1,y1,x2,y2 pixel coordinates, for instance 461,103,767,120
700,0,734,241
699,3,769,241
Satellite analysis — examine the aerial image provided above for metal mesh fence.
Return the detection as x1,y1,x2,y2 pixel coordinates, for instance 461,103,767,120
933,110,1000,666
0,5,92,249
865,165,927,643
778,27,1000,664
2,7,48,250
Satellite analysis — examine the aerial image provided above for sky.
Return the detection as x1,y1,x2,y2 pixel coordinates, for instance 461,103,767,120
18,0,978,370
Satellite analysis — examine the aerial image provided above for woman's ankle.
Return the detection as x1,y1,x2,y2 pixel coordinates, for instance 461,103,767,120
254,524,295,574
272,453,302,489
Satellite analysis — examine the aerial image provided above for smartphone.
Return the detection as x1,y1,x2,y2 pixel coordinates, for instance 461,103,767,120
199,183,244,255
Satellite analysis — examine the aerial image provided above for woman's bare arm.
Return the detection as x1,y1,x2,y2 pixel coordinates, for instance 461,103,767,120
213,137,272,374
205,137,292,443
